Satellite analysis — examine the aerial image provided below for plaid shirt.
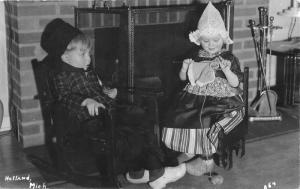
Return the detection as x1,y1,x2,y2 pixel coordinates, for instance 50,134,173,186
52,62,113,122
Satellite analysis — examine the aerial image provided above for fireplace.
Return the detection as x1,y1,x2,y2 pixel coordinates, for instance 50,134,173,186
75,1,233,102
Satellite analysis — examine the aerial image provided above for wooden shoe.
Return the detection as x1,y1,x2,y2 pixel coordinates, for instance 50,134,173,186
186,158,214,176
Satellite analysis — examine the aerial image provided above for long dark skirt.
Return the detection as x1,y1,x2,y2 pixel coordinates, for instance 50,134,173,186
162,91,245,155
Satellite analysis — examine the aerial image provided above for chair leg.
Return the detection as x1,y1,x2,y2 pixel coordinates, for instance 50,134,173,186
153,98,161,146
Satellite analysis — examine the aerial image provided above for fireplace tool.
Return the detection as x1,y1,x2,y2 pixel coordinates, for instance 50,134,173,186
248,7,283,122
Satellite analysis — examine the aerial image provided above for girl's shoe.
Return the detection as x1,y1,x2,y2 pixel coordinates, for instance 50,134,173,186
148,163,186,189
126,170,149,184
209,175,224,185
186,158,214,176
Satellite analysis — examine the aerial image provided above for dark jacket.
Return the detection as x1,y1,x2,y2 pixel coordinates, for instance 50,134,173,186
52,62,113,122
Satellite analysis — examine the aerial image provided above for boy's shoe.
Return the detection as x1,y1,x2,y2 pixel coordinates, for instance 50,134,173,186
126,170,149,184
148,163,186,189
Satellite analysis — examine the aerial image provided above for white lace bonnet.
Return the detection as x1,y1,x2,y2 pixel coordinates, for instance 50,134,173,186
189,1,233,45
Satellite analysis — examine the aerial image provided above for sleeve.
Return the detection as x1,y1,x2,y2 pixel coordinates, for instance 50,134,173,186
89,71,114,107
52,73,90,121
230,55,243,83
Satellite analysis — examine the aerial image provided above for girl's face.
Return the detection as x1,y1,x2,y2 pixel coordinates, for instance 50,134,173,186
200,34,224,55
62,42,91,70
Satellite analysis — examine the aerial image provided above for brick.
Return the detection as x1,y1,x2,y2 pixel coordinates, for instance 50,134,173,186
249,80,257,88
158,0,169,6
12,42,19,56
21,99,40,109
234,19,243,28
21,133,45,148
234,50,256,60
10,17,18,30
249,70,254,78
39,17,74,30
12,66,20,83
20,110,43,123
170,0,178,5
20,123,41,136
148,0,159,6
18,32,41,44
78,0,89,8
233,29,252,39
12,91,21,109
245,0,268,5
244,40,255,49
234,0,244,5
138,0,147,6
233,41,242,50
112,1,125,7
20,84,38,97
59,5,75,15
20,70,35,85
18,58,33,71
235,7,257,17
19,46,35,58
248,89,256,101
244,60,258,68
17,5,56,16
18,18,39,31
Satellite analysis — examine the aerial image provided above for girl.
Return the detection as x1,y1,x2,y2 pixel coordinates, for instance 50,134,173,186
162,2,245,184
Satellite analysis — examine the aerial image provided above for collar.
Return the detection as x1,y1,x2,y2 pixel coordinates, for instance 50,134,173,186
198,49,226,58
60,62,88,73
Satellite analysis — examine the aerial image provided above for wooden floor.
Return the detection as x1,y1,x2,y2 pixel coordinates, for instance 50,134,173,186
0,132,47,189
0,104,299,189
0,130,299,189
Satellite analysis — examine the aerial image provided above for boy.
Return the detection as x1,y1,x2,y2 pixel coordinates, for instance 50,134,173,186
41,18,186,189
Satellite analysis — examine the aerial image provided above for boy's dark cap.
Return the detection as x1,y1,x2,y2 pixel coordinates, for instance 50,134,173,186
41,18,82,57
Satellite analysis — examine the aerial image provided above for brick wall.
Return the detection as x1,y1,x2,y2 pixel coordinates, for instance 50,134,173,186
5,1,79,148
232,0,269,101
5,0,267,148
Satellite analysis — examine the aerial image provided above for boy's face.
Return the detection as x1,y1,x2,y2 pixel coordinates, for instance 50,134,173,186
62,42,91,70
199,34,224,55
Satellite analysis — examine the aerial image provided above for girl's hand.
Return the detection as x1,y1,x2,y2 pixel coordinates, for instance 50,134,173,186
81,98,105,116
219,57,231,71
103,87,118,99
210,61,220,70
182,59,193,71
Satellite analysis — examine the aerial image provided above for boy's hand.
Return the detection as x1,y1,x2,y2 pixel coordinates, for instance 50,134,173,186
81,98,105,116
103,87,118,99
182,59,193,72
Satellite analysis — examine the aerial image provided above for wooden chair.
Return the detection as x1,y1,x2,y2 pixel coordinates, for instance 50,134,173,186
213,66,249,169
31,58,118,187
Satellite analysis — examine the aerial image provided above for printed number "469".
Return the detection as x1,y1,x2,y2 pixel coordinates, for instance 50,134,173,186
264,181,277,189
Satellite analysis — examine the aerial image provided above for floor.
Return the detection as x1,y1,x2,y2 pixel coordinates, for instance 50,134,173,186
0,129,299,189
0,104,299,189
